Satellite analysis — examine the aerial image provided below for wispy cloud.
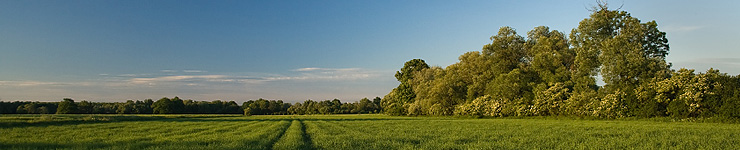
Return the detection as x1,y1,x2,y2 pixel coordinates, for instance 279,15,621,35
0,80,121,88
160,70,206,73
118,74,139,77
294,67,360,72
287,67,376,81
183,70,205,73
129,67,379,85
129,75,262,85
0,81,64,86
0,67,392,102
294,68,321,71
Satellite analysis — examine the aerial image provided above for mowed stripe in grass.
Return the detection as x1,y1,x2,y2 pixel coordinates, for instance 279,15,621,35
272,120,314,150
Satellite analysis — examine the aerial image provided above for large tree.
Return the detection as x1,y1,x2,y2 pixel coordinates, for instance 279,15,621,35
383,59,429,115
527,26,574,116
569,3,671,117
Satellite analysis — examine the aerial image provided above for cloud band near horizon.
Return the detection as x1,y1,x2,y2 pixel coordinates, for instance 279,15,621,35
0,67,396,103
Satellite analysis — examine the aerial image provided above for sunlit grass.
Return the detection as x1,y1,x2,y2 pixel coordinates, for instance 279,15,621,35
272,120,311,150
304,116,740,149
0,115,287,149
1,114,739,149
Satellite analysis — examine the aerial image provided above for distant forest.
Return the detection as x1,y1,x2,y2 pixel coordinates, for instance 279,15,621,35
0,97,381,115
381,5,740,119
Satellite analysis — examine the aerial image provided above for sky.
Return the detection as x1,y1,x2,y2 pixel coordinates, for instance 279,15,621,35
1,0,738,103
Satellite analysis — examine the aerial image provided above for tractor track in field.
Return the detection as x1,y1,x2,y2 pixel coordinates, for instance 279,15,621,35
298,119,315,150
269,119,315,150
266,120,291,150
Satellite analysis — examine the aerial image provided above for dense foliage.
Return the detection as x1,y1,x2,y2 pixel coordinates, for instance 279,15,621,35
287,98,381,115
383,5,740,119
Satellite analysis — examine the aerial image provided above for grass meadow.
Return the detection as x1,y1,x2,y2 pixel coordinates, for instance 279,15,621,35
1,114,739,149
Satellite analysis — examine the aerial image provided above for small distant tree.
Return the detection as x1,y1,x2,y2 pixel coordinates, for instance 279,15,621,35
372,97,382,113
17,103,38,114
171,97,185,114
56,98,77,114
357,98,375,114
37,106,50,114
116,101,135,114
244,108,252,116
78,101,93,114
152,97,173,114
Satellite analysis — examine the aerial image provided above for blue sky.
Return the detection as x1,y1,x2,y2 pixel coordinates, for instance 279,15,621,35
1,0,738,102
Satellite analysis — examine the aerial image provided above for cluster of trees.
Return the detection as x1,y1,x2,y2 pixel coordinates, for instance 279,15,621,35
2,101,58,114
1,98,155,114
242,99,292,115
287,98,381,115
1,97,383,115
1,97,243,114
243,97,382,115
382,4,740,119
151,97,241,114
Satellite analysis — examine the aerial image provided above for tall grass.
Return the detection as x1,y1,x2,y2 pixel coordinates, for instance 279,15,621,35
304,116,740,149
0,115,287,150
1,114,739,149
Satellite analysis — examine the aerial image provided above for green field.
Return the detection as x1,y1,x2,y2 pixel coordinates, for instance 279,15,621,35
1,114,739,149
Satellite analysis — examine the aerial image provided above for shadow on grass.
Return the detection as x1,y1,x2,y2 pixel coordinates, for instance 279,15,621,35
168,117,416,123
0,115,415,129
0,139,271,150
0,143,71,149
0,115,233,129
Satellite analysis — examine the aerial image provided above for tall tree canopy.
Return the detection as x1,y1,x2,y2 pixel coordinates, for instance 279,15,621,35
382,59,430,115
384,3,740,120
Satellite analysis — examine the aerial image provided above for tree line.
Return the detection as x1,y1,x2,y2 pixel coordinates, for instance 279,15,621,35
0,97,382,115
381,4,740,119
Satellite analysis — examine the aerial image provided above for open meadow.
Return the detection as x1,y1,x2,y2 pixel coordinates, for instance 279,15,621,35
1,114,740,149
